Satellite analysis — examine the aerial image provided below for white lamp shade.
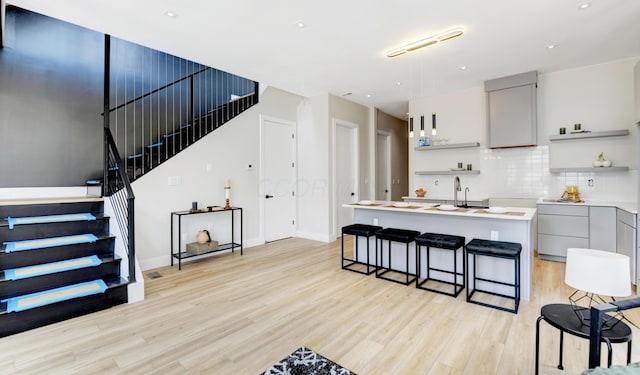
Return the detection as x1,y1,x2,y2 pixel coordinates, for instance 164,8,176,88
565,248,631,297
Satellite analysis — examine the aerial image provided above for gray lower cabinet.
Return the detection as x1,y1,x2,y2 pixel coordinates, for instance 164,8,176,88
616,208,637,284
589,206,617,252
537,204,588,260
538,204,637,280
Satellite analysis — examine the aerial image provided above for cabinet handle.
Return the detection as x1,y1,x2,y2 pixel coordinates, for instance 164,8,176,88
265,195,274,199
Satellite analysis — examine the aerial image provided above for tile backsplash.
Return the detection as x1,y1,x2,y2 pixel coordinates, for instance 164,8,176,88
412,145,637,202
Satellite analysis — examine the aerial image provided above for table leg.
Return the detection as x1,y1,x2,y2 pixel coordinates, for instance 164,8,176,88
628,340,632,364
171,214,174,267
558,330,564,370
240,208,243,255
178,215,182,271
535,315,544,375
231,208,235,253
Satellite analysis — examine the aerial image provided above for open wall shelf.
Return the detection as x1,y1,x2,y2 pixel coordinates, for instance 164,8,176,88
415,170,481,175
549,129,629,141
414,142,480,151
549,166,629,173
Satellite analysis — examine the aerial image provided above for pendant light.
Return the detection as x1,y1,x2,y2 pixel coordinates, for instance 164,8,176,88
432,113,437,135
409,117,414,138
420,115,425,137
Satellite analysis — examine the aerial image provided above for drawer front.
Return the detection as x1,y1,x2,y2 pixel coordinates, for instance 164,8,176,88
538,234,589,257
537,204,588,216
618,208,637,228
538,214,588,237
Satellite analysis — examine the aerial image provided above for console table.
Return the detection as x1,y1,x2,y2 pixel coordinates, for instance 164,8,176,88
170,207,243,270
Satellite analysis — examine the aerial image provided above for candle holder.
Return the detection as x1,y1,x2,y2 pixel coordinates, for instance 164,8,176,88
224,187,231,210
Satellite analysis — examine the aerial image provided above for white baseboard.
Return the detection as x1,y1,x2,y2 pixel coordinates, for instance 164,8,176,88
295,231,334,243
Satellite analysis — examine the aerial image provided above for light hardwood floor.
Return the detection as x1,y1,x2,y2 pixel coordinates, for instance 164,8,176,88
1,237,639,374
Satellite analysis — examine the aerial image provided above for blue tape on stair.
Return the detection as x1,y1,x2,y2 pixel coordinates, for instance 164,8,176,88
1,279,107,312
6,213,96,229
4,255,102,280
4,233,98,253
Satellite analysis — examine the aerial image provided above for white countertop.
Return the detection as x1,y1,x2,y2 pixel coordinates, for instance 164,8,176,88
344,201,536,221
537,198,637,214
401,195,488,202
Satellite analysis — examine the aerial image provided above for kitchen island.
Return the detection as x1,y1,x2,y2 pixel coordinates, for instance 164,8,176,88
344,201,536,300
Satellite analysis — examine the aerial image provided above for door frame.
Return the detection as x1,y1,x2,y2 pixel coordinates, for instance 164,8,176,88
376,130,392,201
332,118,359,240
259,115,297,244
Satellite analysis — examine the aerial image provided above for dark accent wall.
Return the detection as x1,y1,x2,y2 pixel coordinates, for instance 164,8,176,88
0,7,103,187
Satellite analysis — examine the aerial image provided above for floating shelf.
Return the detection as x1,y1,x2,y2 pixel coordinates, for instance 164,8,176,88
549,166,629,173
415,170,481,175
549,129,629,141
414,142,480,151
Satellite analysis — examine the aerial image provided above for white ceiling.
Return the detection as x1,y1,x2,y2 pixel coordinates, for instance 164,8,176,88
8,0,640,118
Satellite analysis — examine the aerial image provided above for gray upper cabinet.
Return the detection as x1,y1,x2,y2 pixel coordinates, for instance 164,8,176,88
485,71,538,149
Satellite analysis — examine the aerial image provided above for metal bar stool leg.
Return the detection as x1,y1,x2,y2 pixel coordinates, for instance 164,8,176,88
366,234,371,274
535,315,545,375
558,330,564,370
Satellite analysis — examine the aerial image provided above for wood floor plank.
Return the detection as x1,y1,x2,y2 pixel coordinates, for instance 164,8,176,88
0,237,639,374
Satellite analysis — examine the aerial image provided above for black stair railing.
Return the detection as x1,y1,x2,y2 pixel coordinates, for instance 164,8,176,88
104,127,136,283
106,36,259,181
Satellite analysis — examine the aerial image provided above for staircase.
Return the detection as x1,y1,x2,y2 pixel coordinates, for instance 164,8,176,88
0,198,128,337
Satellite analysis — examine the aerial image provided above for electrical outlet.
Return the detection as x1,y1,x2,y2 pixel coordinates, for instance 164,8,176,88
491,230,499,240
373,218,379,225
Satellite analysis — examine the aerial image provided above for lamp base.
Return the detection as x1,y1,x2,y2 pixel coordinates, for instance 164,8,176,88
224,198,231,210
568,290,623,330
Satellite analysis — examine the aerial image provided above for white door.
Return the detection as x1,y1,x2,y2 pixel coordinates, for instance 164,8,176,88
335,122,358,234
262,118,296,242
376,132,391,201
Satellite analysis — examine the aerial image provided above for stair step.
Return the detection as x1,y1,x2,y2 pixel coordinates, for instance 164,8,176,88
5,213,96,230
0,214,110,241
0,256,121,300
0,276,128,337
3,233,98,253
0,235,115,269
1,279,107,313
2,255,102,281
0,198,103,218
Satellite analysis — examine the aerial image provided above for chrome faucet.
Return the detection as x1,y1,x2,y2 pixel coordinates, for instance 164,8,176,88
453,176,462,207
464,187,470,207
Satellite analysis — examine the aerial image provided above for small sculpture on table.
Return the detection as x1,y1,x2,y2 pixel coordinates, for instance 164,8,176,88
224,178,231,210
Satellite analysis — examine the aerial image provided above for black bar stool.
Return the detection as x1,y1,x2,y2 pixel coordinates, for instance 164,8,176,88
415,232,465,297
465,238,522,314
375,228,420,285
341,224,382,275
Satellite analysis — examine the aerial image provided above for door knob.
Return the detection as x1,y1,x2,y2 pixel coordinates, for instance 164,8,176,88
265,195,274,199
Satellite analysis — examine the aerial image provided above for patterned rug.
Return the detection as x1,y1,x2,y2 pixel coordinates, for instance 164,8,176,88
261,346,355,375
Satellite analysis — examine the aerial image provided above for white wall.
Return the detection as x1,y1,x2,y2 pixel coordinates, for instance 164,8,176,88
296,95,331,242
133,86,302,270
409,57,640,203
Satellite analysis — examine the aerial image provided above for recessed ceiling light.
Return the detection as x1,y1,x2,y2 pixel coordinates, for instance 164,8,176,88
396,82,402,86
460,66,467,70
547,44,557,49
578,1,592,10
296,21,305,28
366,94,372,98
166,11,177,18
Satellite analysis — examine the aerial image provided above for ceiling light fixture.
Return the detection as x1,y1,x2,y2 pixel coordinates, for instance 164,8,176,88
408,117,414,138
547,44,557,49
366,94,372,98
396,82,402,86
296,21,305,28
460,66,467,70
165,11,177,18
386,27,464,58
578,1,592,10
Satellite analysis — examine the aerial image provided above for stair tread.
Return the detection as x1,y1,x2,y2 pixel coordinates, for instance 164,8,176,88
0,233,115,253
0,197,103,207
0,255,121,282
0,213,108,228
0,276,128,314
